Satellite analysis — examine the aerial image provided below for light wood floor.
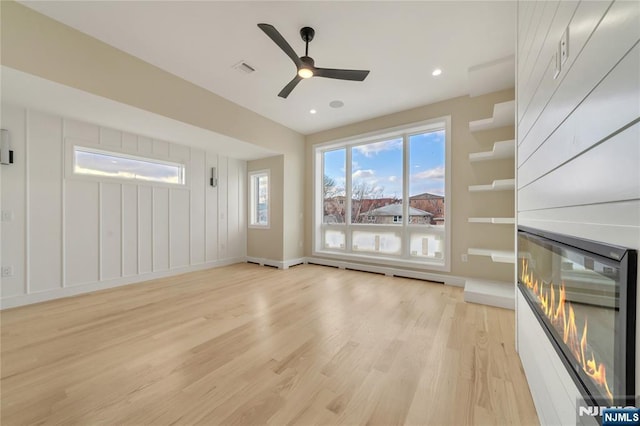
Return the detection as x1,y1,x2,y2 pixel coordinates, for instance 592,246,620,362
1,263,539,425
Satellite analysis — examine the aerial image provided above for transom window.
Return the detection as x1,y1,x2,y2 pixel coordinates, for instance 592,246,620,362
73,146,185,185
314,117,451,271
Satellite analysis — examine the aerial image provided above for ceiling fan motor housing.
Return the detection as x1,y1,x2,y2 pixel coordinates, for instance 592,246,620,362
300,56,315,67
300,27,315,43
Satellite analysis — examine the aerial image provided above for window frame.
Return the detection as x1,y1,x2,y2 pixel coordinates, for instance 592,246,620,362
248,169,270,229
66,139,188,188
312,116,452,272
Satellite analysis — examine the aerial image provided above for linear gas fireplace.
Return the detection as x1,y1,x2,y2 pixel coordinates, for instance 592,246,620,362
517,226,637,406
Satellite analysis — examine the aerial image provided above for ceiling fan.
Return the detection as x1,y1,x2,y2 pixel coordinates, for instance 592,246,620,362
257,23,370,99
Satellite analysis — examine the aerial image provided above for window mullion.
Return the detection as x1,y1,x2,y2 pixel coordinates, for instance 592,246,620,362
345,147,353,253
402,133,410,258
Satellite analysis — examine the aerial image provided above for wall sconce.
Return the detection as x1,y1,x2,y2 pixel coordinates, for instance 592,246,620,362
1,129,13,165
210,167,218,187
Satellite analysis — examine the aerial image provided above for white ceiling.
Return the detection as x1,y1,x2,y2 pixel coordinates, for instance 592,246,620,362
20,1,516,135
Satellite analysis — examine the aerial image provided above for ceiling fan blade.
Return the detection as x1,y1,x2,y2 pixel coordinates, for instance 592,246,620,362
258,23,303,68
314,68,370,81
278,75,303,98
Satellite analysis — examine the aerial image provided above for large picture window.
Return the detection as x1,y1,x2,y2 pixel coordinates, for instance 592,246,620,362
314,118,450,270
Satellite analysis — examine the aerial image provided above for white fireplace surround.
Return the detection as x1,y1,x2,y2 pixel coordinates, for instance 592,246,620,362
515,1,640,424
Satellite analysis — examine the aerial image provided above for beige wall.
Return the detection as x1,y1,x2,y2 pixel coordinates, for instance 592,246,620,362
247,155,284,261
0,1,306,263
305,89,515,282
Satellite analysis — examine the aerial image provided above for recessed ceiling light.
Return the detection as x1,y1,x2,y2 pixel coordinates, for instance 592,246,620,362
329,100,344,108
310,109,317,114
432,68,442,76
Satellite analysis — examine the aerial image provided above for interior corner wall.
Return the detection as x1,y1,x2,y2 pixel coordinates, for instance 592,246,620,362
304,88,515,282
515,1,639,424
283,144,306,261
0,0,306,267
0,104,247,308
247,155,284,262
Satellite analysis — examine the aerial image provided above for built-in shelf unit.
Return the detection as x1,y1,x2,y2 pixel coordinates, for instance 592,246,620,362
468,100,515,132
468,178,515,192
465,98,516,309
469,139,515,162
468,217,515,224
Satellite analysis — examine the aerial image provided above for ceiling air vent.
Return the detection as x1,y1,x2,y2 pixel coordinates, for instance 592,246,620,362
232,61,256,74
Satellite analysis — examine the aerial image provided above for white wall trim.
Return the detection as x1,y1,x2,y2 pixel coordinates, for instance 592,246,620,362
0,256,246,310
245,256,306,270
304,256,465,287
246,255,466,285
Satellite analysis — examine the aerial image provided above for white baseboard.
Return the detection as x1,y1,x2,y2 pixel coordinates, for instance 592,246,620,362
0,257,246,310
304,256,465,287
245,257,306,270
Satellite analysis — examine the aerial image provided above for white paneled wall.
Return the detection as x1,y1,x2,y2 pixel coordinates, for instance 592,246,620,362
0,105,247,308
516,1,640,424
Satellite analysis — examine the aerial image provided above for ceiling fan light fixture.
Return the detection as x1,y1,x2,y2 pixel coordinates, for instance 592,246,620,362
298,67,314,79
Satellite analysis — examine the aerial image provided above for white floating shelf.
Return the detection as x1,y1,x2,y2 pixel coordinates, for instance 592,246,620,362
469,139,515,162
464,279,514,310
468,178,515,192
469,100,515,132
468,248,515,264
468,217,515,224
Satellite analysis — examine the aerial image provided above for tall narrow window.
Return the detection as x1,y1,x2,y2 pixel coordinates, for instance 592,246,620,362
323,149,346,224
313,118,450,271
249,170,269,227
408,130,446,259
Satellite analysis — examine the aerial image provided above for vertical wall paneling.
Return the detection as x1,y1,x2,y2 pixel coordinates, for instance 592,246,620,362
137,136,152,155
122,132,137,153
190,148,206,265
218,156,228,260
65,118,99,142
170,188,190,269
100,127,122,148
152,187,169,272
0,107,247,308
205,152,219,262
152,139,169,159
0,105,27,297
227,158,240,258
65,181,100,286
28,111,63,293
138,186,153,274
122,184,138,277
101,182,123,280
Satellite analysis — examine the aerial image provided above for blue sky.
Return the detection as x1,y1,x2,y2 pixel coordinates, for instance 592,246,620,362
324,130,445,198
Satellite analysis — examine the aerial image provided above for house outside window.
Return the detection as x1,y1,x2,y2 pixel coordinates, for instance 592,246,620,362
313,117,451,271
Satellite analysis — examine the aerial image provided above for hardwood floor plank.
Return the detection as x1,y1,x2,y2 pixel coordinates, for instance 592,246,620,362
0,263,538,425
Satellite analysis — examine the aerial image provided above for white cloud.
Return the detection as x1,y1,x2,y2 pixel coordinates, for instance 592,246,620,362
388,175,398,182
353,139,402,157
412,166,444,180
352,169,375,179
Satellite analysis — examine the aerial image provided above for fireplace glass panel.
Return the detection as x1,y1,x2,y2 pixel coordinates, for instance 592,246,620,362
518,232,618,404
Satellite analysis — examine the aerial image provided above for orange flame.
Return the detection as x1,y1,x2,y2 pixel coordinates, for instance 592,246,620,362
520,258,613,403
